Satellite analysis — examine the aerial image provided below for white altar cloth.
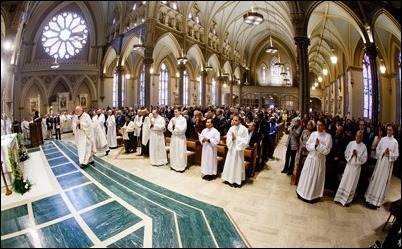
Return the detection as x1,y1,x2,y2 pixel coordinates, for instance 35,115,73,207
1,133,19,188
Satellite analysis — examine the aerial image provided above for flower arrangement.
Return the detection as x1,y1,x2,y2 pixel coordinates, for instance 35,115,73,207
8,148,32,195
17,132,29,161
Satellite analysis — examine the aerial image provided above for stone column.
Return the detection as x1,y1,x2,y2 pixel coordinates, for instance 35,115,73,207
177,63,186,106
364,43,379,125
216,76,223,106
143,55,153,108
294,36,310,117
115,66,123,109
200,70,208,107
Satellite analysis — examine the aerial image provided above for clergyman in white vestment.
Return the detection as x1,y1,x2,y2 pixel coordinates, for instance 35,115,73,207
167,108,187,172
106,110,117,148
149,110,168,166
365,124,399,207
72,106,95,167
221,114,249,187
297,119,332,202
334,131,367,206
199,118,220,180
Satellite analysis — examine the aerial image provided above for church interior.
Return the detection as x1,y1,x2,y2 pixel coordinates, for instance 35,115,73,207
1,1,401,248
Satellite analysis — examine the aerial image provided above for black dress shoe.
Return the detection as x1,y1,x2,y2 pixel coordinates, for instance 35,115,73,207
80,164,88,168
281,169,287,173
105,150,110,156
89,161,94,165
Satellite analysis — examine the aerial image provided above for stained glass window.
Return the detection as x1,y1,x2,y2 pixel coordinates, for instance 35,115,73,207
139,65,145,107
183,70,189,105
362,53,372,119
270,58,281,85
159,63,169,105
211,78,216,105
42,12,88,59
261,66,267,86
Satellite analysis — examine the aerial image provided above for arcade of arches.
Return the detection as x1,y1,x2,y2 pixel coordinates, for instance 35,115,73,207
1,1,401,125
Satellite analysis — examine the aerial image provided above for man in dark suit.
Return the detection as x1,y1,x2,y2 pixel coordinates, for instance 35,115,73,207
247,122,260,148
53,113,61,140
45,114,54,139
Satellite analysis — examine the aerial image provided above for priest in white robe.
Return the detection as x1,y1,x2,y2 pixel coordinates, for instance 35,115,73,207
92,113,109,156
133,110,142,153
167,108,187,172
365,124,399,207
106,109,117,148
97,109,106,132
60,112,68,133
297,119,332,202
221,114,249,187
334,130,367,206
149,110,168,166
140,109,151,157
199,118,220,180
72,106,95,167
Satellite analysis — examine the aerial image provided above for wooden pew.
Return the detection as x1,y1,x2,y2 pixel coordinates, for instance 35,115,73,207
244,143,258,178
165,136,171,155
216,143,227,174
186,140,197,168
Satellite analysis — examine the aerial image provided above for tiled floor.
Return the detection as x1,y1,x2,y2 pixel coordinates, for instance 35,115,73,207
1,139,247,248
1,133,401,248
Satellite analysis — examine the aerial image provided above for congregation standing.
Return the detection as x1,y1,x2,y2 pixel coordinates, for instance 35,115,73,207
16,102,398,208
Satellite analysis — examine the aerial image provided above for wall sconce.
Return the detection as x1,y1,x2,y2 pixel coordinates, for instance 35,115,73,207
150,67,154,74
379,59,386,74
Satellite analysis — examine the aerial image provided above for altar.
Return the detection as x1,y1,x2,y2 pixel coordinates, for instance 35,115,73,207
1,133,19,188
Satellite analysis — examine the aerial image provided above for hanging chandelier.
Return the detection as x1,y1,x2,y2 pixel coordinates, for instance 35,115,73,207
243,5,264,25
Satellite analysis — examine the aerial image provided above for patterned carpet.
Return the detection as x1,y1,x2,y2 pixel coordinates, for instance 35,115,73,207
1,140,248,248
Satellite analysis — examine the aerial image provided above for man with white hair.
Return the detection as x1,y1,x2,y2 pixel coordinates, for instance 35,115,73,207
72,106,95,168
106,109,117,149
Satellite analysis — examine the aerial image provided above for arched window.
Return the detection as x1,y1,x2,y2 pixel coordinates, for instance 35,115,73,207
139,64,145,107
261,66,267,85
211,78,216,105
183,70,189,105
159,62,169,105
198,77,202,105
362,53,372,119
270,58,281,85
113,70,127,108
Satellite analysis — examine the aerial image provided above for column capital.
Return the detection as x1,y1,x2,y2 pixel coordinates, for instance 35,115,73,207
294,36,310,49
177,63,186,71
143,57,154,66
364,43,378,58
200,70,208,77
